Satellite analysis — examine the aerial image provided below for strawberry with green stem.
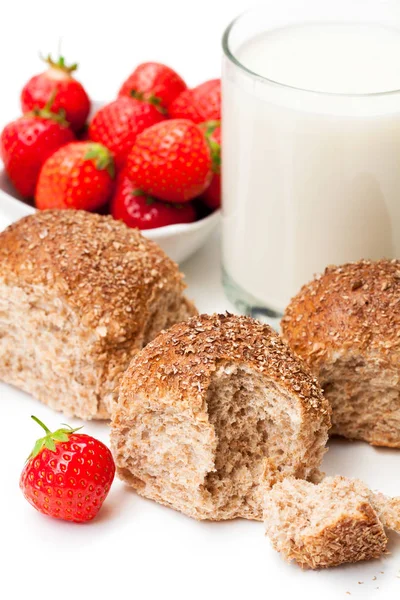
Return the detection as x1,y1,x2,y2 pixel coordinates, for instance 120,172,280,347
21,54,91,131
0,102,75,198
20,416,115,523
201,120,221,210
118,62,187,112
35,141,115,211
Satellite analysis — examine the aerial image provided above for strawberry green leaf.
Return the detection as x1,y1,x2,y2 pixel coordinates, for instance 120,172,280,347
131,189,146,197
52,431,70,442
30,93,70,127
27,416,83,461
129,89,167,114
207,140,221,174
42,53,78,74
31,439,45,459
202,120,221,137
60,423,79,430
131,189,157,205
146,94,168,115
46,438,56,452
201,120,221,174
84,143,116,178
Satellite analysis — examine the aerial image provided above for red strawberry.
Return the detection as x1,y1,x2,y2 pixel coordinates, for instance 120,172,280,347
89,96,165,169
202,175,221,210
111,170,196,229
20,416,115,523
201,121,221,210
169,79,221,123
35,141,115,211
118,62,187,111
21,54,91,131
127,119,212,203
0,108,74,198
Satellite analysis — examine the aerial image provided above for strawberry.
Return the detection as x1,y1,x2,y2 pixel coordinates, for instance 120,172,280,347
201,121,221,210
118,62,187,112
169,79,221,123
111,169,196,229
127,119,213,203
89,96,165,169
20,416,115,523
21,54,91,131
35,141,115,211
202,174,221,210
0,108,74,198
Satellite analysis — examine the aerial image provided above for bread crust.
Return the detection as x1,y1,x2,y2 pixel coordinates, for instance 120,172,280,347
0,210,196,418
282,259,400,446
0,210,186,348
282,259,400,370
112,313,331,520
296,503,387,569
116,312,330,419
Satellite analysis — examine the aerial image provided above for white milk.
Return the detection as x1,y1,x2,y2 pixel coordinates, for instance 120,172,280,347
222,23,400,313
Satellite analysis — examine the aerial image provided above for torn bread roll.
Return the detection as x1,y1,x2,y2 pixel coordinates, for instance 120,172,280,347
0,210,196,420
282,260,400,447
111,313,331,521
263,475,400,569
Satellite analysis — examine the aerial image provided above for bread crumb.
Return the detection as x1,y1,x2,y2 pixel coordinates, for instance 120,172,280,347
263,476,388,569
96,326,108,337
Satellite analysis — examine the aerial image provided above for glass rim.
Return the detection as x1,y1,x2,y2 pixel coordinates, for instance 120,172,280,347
222,8,400,98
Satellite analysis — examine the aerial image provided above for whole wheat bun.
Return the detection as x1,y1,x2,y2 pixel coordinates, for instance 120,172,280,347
282,259,400,447
111,313,331,521
0,210,196,420
264,475,400,569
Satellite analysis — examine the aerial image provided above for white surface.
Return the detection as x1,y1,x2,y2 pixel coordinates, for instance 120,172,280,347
222,2,400,312
2,222,400,600
1,1,400,599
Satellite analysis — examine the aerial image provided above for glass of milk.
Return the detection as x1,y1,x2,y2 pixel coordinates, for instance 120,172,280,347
222,0,400,321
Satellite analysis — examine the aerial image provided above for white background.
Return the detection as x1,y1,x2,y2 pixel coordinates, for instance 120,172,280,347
1,1,400,599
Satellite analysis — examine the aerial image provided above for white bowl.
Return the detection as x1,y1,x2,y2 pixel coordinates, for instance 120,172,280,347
0,167,220,263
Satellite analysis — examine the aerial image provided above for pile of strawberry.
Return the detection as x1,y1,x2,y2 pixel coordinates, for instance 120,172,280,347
0,56,221,230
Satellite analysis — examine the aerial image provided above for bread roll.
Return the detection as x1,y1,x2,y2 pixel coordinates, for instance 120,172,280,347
111,313,331,521
282,260,400,447
264,475,400,569
0,210,196,419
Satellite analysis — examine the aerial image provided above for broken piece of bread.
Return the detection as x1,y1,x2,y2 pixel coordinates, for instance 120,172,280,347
0,210,196,420
263,475,400,569
282,259,400,448
111,313,331,521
